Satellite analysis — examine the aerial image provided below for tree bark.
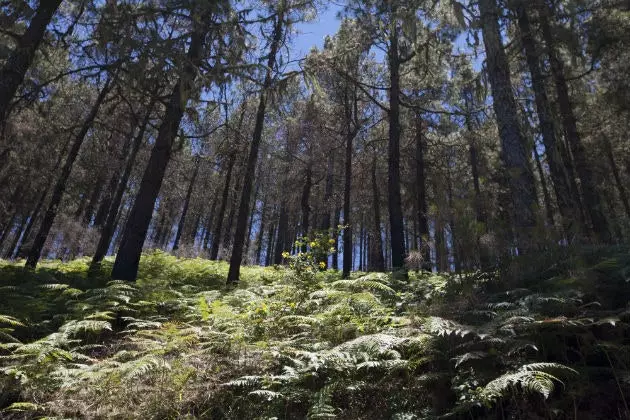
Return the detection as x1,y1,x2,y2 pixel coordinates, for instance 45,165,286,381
415,117,431,270
90,101,153,269
342,127,353,278
538,0,609,242
479,0,538,251
173,156,200,251
26,76,113,268
515,2,580,234
387,25,407,275
227,9,284,284
0,0,63,123
111,25,206,281
300,163,313,253
210,152,236,260
603,136,630,219
370,156,385,272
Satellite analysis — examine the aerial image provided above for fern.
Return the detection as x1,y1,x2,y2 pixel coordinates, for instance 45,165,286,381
482,363,578,400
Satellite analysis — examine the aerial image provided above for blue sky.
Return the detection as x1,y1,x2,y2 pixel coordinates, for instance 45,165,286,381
292,3,343,58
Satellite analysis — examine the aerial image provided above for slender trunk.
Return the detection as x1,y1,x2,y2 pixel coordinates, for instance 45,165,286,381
82,172,106,226
332,208,340,270
387,27,407,274
90,102,153,269
244,180,260,260
265,222,275,266
255,203,267,265
227,9,284,283
203,195,219,250
342,128,353,278
515,2,578,231
111,26,205,281
370,156,385,271
26,77,113,268
300,163,312,253
0,0,63,123
320,155,334,230
210,152,236,260
0,211,17,251
479,0,538,251
533,142,556,227
173,156,200,251
5,214,26,259
446,165,459,273
274,205,289,264
415,117,431,270
538,0,609,242
604,136,630,218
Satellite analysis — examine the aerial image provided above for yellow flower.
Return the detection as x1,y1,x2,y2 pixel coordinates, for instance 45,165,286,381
309,241,317,248
281,251,290,258
329,239,335,244
319,262,326,269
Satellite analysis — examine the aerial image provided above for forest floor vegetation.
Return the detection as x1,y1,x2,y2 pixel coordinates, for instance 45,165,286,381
0,247,629,419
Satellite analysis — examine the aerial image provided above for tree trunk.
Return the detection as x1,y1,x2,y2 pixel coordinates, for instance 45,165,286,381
387,27,407,274
0,0,63,123
415,117,431,270
227,9,284,284
533,141,556,227
538,0,609,242
300,163,313,253
82,171,106,226
173,156,200,251
479,0,538,251
111,26,206,281
332,208,340,270
273,205,289,264
26,76,113,268
4,214,26,259
265,222,276,266
342,127,353,278
90,101,153,269
604,136,630,219
320,155,334,231
370,156,385,272
210,152,236,260
515,2,579,233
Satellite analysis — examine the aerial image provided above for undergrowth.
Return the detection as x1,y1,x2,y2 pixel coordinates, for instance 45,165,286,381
0,248,629,419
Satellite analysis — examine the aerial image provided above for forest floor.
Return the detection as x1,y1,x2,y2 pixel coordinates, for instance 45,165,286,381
0,248,629,419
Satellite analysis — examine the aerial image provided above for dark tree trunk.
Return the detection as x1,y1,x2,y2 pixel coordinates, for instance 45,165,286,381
173,156,200,251
274,205,289,264
300,163,313,253
4,214,26,259
82,171,106,226
516,3,578,232
203,195,219,250
415,117,431,270
320,155,334,231
479,0,538,250
533,141,556,227
210,152,236,260
387,27,407,274
255,203,267,265
342,128,353,278
90,102,153,269
265,222,276,267
332,208,340,270
0,211,17,252
604,136,630,218
0,0,63,123
111,26,205,281
538,0,609,242
26,77,113,268
227,10,284,284
370,156,385,272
